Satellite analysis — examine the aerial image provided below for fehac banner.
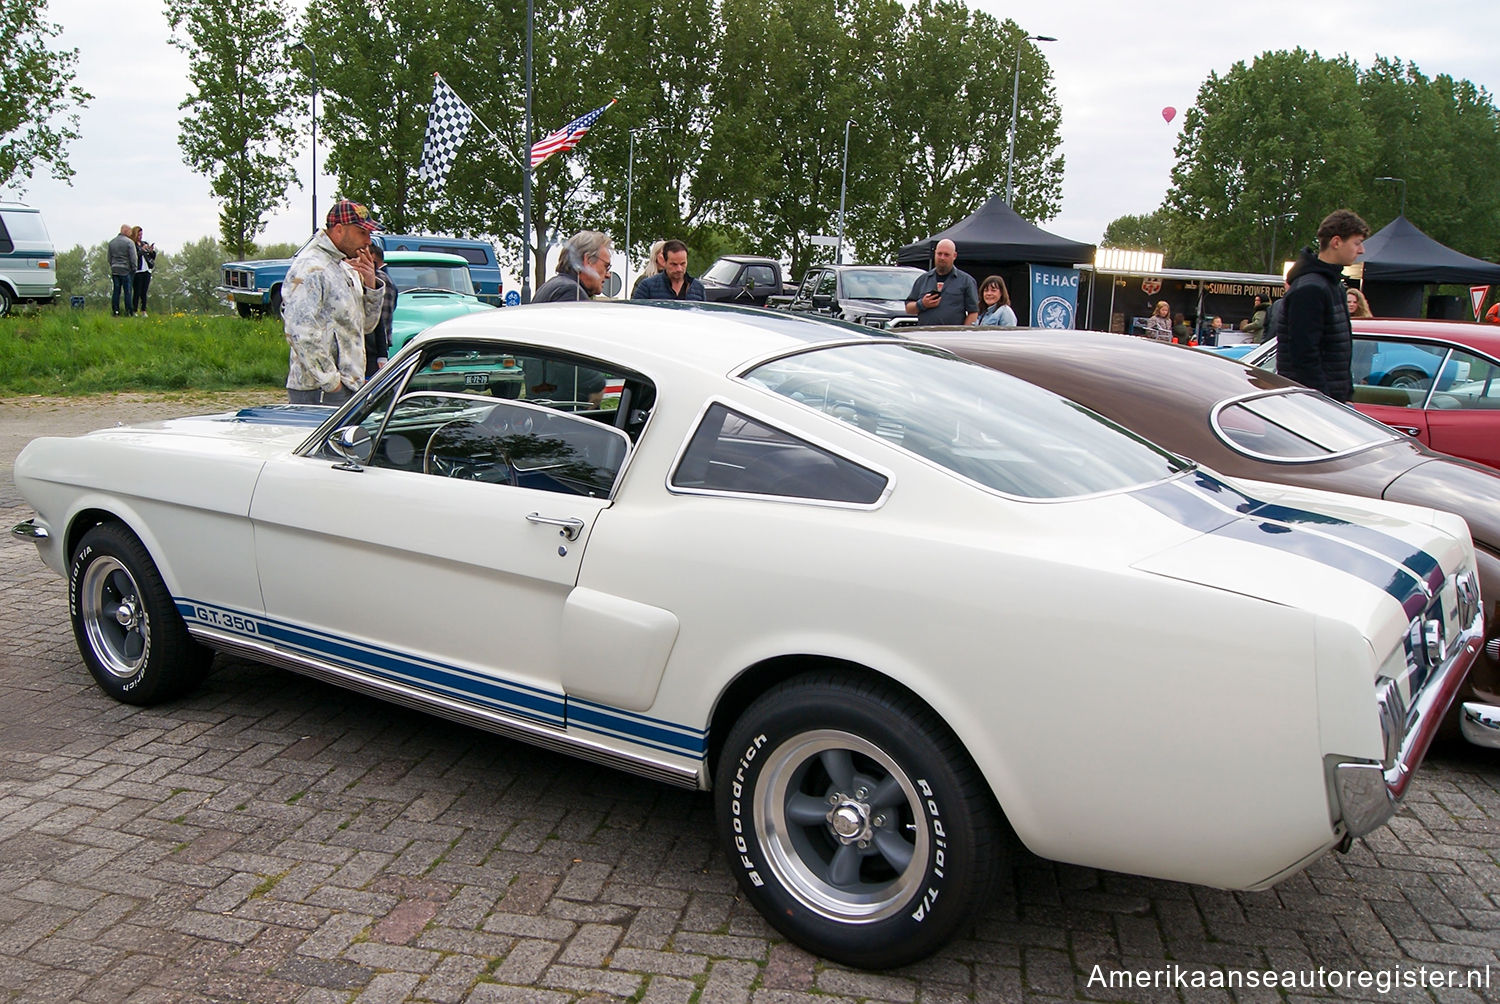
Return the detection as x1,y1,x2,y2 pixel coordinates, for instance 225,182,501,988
1030,265,1080,329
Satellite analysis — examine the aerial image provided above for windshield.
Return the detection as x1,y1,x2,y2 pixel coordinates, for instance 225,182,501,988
702,259,746,284
388,263,474,295
842,270,917,300
744,342,1190,499
1212,388,1399,461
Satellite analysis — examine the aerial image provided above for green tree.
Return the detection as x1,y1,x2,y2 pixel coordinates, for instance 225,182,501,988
156,236,230,313
857,3,1064,262
166,0,301,259
1163,49,1374,273
0,0,90,190
1101,211,1170,253
1360,58,1500,260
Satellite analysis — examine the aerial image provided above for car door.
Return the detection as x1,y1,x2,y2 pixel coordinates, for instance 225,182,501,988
1346,335,1441,444
248,343,634,729
790,269,824,312
1423,347,1500,469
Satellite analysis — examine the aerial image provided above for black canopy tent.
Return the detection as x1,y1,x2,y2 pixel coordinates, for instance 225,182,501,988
1357,215,1500,318
897,196,1095,322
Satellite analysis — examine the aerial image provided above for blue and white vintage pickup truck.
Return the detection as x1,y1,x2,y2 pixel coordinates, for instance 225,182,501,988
219,233,506,317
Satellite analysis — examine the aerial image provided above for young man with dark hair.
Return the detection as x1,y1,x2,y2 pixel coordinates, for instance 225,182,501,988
1276,209,1370,402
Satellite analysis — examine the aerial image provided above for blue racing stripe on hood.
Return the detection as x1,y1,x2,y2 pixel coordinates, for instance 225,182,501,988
223,405,336,428
1134,472,1436,618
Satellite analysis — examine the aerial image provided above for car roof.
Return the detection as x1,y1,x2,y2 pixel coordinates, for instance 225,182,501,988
1352,317,1500,357
416,301,890,374
915,329,1296,409
383,250,468,266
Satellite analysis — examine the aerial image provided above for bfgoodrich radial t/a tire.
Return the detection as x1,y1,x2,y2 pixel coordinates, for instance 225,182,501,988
69,523,211,706
715,672,1004,969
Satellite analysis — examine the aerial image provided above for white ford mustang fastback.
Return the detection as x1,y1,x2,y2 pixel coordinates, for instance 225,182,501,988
11,302,1483,968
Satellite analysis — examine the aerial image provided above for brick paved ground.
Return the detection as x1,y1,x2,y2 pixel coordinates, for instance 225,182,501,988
2,396,1498,1002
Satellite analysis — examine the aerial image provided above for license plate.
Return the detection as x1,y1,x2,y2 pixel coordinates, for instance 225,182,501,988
464,372,488,387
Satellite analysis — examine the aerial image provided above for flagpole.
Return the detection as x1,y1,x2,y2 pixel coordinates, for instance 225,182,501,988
521,0,534,304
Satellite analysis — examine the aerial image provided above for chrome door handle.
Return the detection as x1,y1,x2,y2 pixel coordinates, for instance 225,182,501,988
525,513,585,540
1391,426,1421,437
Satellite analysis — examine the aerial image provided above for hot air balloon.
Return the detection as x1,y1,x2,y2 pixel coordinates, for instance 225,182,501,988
1162,106,1177,124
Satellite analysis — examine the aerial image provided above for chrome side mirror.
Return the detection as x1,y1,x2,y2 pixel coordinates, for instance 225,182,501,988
329,425,372,470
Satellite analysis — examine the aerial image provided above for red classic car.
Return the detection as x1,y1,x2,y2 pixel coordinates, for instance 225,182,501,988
1243,319,1500,470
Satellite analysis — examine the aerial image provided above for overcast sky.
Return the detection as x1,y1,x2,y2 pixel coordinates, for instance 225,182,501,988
9,0,1500,264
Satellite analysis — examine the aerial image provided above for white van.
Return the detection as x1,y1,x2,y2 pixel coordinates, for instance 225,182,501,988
0,202,60,315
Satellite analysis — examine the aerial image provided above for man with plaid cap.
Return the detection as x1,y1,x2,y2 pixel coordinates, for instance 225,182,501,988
282,199,389,405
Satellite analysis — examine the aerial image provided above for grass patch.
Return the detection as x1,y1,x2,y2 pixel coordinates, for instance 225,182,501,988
0,308,289,395
250,871,288,898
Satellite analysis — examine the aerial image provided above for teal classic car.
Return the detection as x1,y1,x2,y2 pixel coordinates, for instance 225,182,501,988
385,251,524,396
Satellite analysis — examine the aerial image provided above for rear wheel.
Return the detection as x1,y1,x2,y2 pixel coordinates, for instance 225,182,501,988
1382,368,1426,390
236,303,253,319
268,287,283,319
69,523,211,705
716,672,1004,968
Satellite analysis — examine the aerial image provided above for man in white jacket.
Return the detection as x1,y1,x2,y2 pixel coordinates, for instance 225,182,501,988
283,199,387,405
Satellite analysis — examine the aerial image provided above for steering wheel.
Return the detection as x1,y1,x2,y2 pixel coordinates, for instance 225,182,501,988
423,419,511,482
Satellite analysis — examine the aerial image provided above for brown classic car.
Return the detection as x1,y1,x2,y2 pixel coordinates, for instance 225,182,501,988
917,328,1500,748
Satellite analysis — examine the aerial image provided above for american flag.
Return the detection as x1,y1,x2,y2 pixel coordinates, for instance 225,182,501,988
417,74,474,188
530,99,617,169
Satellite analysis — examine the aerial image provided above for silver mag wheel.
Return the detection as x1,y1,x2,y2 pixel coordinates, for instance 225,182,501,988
716,672,1004,970
69,523,211,706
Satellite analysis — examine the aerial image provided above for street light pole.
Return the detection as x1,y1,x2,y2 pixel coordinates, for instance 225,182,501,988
290,41,317,236
625,130,637,295
835,119,855,265
1375,176,1407,217
1005,33,1056,207
1268,211,1295,273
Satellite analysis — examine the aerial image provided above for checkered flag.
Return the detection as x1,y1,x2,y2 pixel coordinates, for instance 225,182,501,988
417,74,474,188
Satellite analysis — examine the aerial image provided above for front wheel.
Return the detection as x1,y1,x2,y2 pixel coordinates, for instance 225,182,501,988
715,672,1004,969
69,523,211,705
0,285,12,316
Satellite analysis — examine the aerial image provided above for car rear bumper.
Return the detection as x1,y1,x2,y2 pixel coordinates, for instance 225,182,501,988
1459,701,1500,748
1329,604,1482,838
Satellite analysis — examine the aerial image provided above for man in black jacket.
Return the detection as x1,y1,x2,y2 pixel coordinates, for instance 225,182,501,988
1276,209,1369,402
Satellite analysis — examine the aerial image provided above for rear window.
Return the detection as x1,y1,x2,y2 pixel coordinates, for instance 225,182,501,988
1211,389,1398,461
418,243,489,267
0,210,50,248
744,342,1188,499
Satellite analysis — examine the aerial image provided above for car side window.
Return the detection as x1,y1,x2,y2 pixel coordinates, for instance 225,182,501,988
795,271,822,304
368,392,628,497
747,265,778,288
672,403,887,504
1427,350,1500,411
1348,338,1446,408
816,270,838,298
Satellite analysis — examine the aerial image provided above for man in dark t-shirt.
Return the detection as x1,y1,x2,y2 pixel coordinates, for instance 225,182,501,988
904,239,978,325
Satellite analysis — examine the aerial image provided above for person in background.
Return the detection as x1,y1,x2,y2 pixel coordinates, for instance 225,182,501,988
130,226,156,317
974,275,1017,327
366,243,396,377
1486,302,1500,324
1277,208,1370,402
107,225,137,317
630,240,666,296
1172,312,1192,344
633,239,705,300
1346,287,1374,319
1142,300,1172,341
533,231,612,302
905,239,978,325
1205,315,1226,345
1242,293,1269,339
282,199,386,405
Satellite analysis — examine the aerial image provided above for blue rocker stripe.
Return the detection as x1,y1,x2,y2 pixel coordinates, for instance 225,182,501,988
176,598,707,757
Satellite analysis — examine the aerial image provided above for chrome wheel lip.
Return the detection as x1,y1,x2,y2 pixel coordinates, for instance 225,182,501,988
755,729,927,924
80,556,148,680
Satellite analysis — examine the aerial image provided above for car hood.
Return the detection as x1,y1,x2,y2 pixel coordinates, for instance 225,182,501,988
221,256,293,271
1130,470,1468,650
392,296,497,342
1384,456,1500,552
72,407,331,455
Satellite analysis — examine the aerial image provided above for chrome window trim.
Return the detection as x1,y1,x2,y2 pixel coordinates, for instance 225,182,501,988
1209,387,1400,465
